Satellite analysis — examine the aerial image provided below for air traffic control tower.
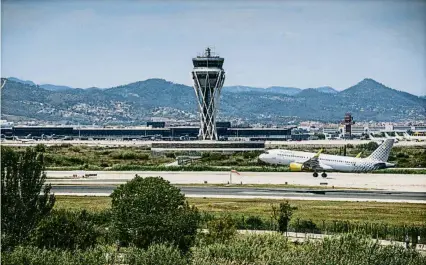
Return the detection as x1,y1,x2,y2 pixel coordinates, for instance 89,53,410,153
191,47,225,140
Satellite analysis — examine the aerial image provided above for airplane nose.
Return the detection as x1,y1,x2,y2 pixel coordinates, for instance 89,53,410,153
259,154,266,161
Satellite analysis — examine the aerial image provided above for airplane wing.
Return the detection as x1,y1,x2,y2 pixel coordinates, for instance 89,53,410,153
299,149,333,171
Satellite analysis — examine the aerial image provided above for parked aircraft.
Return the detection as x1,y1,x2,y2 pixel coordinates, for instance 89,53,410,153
384,132,402,142
403,132,426,142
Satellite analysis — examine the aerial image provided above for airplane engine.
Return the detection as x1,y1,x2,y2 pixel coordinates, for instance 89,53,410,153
289,162,304,171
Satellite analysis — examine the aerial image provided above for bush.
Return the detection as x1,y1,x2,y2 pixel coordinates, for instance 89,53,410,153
1,246,109,265
111,151,150,160
126,244,187,265
34,144,46,153
191,233,426,265
111,176,200,252
165,153,177,159
245,216,264,230
204,215,237,244
359,141,379,151
192,233,291,265
291,219,319,233
31,210,98,250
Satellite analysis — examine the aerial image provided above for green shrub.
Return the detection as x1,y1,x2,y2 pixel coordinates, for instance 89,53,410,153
69,146,82,153
111,176,200,252
126,244,187,265
204,215,237,244
1,246,109,265
165,152,177,159
31,210,98,250
111,151,150,160
245,216,264,230
192,233,291,265
291,219,319,233
191,233,425,265
34,144,46,153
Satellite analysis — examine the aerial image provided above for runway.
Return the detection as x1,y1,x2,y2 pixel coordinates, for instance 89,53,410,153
51,185,426,203
46,170,426,192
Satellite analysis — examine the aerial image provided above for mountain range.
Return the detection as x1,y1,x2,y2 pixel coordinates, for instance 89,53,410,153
1,77,425,125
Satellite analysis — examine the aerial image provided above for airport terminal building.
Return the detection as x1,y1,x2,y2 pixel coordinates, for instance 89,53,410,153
1,123,294,141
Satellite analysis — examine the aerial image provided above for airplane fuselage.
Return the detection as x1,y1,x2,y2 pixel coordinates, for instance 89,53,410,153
259,149,394,173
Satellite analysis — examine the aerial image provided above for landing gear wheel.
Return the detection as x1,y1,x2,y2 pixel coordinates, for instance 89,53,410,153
321,172,327,178
313,172,318,178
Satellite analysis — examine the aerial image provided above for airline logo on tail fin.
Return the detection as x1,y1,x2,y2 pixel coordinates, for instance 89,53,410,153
367,139,394,162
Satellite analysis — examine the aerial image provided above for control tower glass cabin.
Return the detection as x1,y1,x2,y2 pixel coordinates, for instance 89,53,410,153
191,48,225,140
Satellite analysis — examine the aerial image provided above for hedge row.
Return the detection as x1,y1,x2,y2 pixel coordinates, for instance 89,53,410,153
3,234,425,265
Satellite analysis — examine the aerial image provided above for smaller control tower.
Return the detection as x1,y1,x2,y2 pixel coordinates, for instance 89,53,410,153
342,113,355,139
191,48,225,140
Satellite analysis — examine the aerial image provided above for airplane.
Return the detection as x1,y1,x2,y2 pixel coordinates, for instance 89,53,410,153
258,139,395,178
14,134,35,143
402,132,426,142
383,132,401,142
369,133,398,144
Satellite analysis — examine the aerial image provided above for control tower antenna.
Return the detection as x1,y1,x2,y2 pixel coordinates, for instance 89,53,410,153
191,47,225,140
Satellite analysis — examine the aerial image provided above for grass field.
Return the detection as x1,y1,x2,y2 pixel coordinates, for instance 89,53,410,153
55,196,426,226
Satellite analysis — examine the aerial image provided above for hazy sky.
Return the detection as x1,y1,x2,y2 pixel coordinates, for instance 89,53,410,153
1,0,426,95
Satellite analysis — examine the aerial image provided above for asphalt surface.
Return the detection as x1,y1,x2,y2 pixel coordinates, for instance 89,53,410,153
51,185,426,203
46,170,426,192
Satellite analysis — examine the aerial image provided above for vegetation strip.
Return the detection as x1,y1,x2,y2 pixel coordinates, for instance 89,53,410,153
55,196,426,226
9,144,426,173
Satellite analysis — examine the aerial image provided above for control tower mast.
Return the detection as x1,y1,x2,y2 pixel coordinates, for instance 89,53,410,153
191,47,225,140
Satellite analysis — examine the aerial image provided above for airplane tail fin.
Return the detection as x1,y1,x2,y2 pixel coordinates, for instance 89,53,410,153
368,139,394,162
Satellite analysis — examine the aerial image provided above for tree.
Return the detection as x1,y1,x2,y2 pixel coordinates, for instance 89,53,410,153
31,210,98,250
271,201,297,234
1,146,55,249
365,141,379,151
317,133,326,140
110,176,199,252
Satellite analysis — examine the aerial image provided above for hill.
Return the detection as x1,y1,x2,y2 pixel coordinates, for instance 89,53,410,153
8,77,75,91
1,77,425,124
313,86,338,94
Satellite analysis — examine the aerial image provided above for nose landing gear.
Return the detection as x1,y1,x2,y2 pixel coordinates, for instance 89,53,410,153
313,172,318,177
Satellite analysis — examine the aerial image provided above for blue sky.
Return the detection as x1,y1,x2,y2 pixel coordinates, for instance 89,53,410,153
1,0,425,95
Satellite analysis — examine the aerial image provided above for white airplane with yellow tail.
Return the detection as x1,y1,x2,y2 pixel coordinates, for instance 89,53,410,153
403,132,426,142
259,139,395,178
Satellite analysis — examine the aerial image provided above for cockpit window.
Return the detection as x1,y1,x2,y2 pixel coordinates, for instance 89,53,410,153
264,151,270,155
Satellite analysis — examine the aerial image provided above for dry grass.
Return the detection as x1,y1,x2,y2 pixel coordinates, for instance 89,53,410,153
55,196,426,226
